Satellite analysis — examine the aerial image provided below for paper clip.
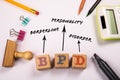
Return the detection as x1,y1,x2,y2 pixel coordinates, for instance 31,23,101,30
20,15,30,26
10,28,26,41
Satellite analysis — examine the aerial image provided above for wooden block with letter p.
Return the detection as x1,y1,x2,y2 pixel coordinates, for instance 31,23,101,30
35,54,51,70
72,54,87,69
54,53,69,68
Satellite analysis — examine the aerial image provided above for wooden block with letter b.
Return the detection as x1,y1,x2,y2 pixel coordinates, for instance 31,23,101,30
35,54,51,70
54,53,69,68
72,54,87,69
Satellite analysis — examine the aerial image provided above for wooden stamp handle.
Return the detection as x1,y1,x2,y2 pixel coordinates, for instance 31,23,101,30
15,51,33,60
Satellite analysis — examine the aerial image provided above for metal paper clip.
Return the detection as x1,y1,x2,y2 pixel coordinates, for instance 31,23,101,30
20,15,30,26
10,28,26,41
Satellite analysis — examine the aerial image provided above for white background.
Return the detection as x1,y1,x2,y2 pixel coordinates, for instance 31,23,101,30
0,0,120,80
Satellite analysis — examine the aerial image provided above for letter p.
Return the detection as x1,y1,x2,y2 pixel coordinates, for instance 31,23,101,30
57,55,66,64
55,54,69,68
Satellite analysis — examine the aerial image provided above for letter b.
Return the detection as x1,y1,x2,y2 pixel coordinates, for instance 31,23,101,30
38,57,47,66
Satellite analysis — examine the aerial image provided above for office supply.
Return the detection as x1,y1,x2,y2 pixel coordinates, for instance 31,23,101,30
86,0,101,17
72,54,87,69
35,53,88,70
96,5,120,40
78,0,86,15
54,53,69,68
36,54,51,70
20,15,30,26
2,39,33,67
10,28,26,41
5,0,39,15
94,53,120,80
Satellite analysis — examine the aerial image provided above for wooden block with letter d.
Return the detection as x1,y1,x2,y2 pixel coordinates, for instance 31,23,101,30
35,54,51,70
54,53,69,68
72,54,87,69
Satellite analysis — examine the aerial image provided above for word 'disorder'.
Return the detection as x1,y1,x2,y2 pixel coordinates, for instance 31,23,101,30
69,34,92,42
35,53,87,70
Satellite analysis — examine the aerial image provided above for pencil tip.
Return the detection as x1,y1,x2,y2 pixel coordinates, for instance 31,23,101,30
78,12,80,16
86,13,89,17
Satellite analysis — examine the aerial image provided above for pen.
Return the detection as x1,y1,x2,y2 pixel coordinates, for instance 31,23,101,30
94,54,120,80
78,0,86,15
5,0,39,15
86,0,101,17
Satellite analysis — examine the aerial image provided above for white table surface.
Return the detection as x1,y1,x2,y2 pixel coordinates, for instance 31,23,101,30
0,0,120,80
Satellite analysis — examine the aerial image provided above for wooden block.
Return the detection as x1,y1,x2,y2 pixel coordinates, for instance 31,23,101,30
35,54,51,70
54,53,69,68
72,54,87,69
2,40,17,67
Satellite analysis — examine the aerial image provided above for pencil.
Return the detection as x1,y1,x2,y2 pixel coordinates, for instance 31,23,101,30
78,0,86,15
86,0,101,17
5,0,39,15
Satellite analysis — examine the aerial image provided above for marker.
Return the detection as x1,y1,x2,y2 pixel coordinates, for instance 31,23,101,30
94,54,120,80
86,0,101,17
5,0,39,15
78,0,86,15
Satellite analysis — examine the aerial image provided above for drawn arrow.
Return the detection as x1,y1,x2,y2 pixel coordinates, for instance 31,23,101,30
42,35,46,53
78,40,80,52
62,25,66,51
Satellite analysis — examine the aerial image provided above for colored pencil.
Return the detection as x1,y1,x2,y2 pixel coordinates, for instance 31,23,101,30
5,0,39,15
78,0,86,15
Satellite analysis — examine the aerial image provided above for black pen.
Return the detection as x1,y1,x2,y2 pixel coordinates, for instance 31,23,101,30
94,53,120,80
86,0,101,17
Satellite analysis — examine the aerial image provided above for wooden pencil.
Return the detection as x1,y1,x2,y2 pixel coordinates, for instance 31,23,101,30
78,0,86,15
